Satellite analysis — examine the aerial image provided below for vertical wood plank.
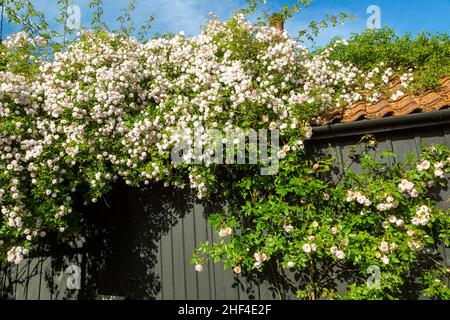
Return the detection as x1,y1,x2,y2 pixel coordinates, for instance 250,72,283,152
183,208,198,300
14,260,28,300
155,238,163,300
25,257,41,300
193,203,212,300
160,227,174,300
390,130,417,163
172,214,186,299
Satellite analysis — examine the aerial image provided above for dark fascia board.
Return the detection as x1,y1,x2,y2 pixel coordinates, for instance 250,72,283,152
311,108,450,141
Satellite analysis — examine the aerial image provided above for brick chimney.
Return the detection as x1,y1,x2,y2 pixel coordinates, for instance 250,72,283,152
269,13,284,31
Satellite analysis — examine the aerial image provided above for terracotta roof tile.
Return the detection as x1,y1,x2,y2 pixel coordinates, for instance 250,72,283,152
322,77,450,124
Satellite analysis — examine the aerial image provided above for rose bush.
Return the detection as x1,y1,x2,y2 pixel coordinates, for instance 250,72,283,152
0,12,449,300
193,140,450,299
0,14,419,262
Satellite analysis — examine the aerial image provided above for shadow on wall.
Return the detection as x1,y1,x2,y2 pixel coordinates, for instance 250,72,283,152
0,182,196,300
79,182,196,299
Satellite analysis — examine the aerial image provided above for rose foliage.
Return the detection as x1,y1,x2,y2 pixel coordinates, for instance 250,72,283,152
0,14,449,299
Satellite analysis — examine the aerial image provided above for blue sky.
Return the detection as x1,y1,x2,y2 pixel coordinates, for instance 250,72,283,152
2,0,450,48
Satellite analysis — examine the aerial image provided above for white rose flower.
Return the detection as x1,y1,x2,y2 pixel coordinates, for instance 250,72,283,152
380,241,389,253
417,160,430,171
335,250,345,260
219,227,233,237
254,252,267,262
287,261,296,268
434,162,444,169
434,169,444,178
195,264,204,272
283,224,294,233
277,150,287,159
356,195,366,205
302,243,312,253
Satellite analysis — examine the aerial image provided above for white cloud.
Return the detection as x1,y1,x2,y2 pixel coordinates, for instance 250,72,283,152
130,0,242,36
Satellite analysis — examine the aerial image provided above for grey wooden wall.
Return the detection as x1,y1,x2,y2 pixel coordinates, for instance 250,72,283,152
1,115,449,300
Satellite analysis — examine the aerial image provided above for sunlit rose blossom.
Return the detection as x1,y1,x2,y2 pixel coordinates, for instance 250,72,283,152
434,162,444,169
254,252,267,262
283,224,294,233
380,241,389,253
434,169,444,178
398,179,414,192
194,264,203,272
277,150,287,159
194,264,204,272
302,243,312,253
335,250,345,260
287,261,296,268
282,145,290,153
416,160,430,171
219,227,233,237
